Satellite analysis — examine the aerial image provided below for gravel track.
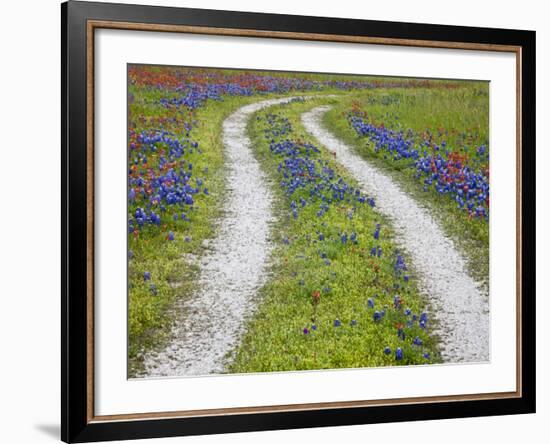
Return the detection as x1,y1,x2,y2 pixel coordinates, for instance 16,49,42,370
301,105,489,363
142,97,303,377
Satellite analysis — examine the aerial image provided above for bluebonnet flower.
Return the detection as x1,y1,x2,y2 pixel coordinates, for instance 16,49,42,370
395,348,403,361
413,336,423,346
303,328,309,335
143,271,151,281
347,113,489,220
373,311,382,322
373,223,381,240
367,298,375,309
350,319,357,326
423,352,430,359
311,324,317,331
168,231,175,241
394,255,407,276
334,319,341,327
384,346,391,355
419,313,428,329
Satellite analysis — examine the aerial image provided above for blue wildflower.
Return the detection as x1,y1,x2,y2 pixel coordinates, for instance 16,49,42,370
395,348,403,361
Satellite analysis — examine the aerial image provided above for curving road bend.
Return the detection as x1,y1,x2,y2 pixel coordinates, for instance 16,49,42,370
301,105,490,363
142,97,304,377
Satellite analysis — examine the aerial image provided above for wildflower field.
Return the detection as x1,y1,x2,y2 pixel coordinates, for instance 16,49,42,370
127,65,489,378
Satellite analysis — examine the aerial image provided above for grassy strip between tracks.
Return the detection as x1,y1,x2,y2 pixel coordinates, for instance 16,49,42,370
230,97,440,373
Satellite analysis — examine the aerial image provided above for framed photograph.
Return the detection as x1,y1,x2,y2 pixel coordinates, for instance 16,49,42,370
61,1,536,442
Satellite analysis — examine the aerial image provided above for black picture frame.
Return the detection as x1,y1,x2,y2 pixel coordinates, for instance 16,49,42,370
62,1,536,442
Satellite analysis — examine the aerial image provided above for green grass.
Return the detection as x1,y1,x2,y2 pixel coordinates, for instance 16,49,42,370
128,76,488,375
229,97,440,373
321,87,490,288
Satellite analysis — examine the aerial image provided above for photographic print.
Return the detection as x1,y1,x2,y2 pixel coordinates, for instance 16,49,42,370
62,4,535,440
127,65,490,378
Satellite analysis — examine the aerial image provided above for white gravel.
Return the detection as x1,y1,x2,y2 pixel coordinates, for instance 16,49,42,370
142,97,304,378
301,106,490,363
